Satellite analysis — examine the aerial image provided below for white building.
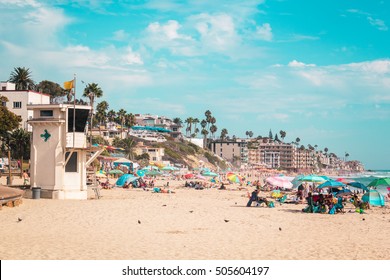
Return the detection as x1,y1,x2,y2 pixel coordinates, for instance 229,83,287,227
1,82,50,131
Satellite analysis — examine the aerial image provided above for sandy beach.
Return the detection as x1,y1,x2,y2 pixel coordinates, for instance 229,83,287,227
1,177,389,260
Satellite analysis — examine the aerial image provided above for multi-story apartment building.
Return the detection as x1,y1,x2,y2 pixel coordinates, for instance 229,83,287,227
1,82,50,131
209,139,248,165
247,139,316,172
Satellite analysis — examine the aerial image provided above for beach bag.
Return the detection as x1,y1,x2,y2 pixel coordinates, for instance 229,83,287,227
267,201,275,208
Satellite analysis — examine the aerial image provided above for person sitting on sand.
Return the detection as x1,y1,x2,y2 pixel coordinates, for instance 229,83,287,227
219,183,226,190
246,187,260,207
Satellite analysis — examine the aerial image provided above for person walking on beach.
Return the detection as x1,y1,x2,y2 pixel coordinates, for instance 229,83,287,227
22,170,29,185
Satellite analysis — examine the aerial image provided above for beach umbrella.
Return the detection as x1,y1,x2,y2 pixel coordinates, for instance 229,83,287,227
141,165,159,171
265,176,293,189
335,189,353,197
367,178,390,188
145,170,162,176
336,178,353,184
347,181,369,191
195,174,206,180
227,173,243,183
317,180,345,189
108,169,124,175
116,174,137,186
202,171,219,177
161,166,179,171
136,170,145,177
184,173,194,179
362,190,385,207
96,170,106,175
300,175,327,183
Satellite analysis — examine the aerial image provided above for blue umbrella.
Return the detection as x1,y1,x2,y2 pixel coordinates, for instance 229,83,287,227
336,189,353,197
301,175,327,183
202,171,219,177
116,174,137,187
318,180,345,189
362,190,385,207
347,181,369,191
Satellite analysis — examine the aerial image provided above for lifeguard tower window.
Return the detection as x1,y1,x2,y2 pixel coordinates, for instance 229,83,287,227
67,108,89,132
65,152,78,172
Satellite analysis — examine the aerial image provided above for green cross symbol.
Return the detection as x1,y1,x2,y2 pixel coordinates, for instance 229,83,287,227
40,129,51,142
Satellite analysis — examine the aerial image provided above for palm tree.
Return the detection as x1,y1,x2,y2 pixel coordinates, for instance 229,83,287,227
192,118,199,135
120,137,136,160
125,113,136,131
185,117,193,137
295,137,300,147
210,124,217,139
173,117,183,126
116,109,127,138
201,128,209,149
205,110,212,131
345,152,350,161
324,147,329,155
279,130,286,142
95,101,109,135
220,128,228,140
107,110,116,123
9,67,35,90
248,131,253,138
83,83,103,143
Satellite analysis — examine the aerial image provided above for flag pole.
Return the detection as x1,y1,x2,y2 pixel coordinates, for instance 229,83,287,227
73,74,76,148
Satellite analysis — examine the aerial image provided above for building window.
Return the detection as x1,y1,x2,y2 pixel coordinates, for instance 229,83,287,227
40,110,53,117
65,152,78,172
13,101,22,109
1,101,6,106
1,86,6,91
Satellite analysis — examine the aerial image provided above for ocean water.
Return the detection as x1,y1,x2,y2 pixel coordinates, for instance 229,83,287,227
350,170,390,185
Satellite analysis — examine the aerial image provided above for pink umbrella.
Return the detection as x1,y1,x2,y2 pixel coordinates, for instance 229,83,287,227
266,176,293,189
195,174,206,180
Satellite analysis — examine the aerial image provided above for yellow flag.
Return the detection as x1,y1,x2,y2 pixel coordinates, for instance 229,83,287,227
63,80,74,90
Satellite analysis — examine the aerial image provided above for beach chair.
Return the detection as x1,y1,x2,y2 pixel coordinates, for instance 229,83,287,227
277,194,288,204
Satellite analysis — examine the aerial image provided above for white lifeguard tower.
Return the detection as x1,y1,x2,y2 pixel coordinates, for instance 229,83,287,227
27,104,103,199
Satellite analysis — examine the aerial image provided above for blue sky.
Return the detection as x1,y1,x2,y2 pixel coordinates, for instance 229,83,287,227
0,0,389,169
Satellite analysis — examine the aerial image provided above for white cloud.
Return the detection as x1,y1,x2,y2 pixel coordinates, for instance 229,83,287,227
347,9,388,31
192,13,240,52
112,29,129,41
367,16,388,31
256,23,273,41
0,0,40,8
288,60,316,67
144,20,196,56
123,47,143,65
147,20,192,41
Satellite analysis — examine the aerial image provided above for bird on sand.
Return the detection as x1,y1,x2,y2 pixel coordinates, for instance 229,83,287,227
138,220,141,224
224,219,229,223
17,217,23,222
